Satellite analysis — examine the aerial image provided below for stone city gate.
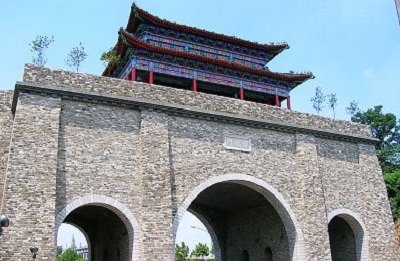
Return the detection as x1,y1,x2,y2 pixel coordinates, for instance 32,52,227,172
0,65,398,260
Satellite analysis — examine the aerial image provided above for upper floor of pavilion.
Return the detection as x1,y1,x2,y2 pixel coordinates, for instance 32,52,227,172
103,3,314,108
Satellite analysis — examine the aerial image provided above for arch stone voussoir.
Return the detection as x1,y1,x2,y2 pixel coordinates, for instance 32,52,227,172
174,173,306,261
55,194,141,261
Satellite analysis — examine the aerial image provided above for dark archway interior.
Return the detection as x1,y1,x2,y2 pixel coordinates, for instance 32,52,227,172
241,250,249,261
188,182,289,261
64,205,130,261
328,216,357,261
265,247,273,261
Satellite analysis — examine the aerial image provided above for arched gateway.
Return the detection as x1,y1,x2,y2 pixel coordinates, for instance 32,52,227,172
327,209,369,261
174,174,306,261
55,195,140,261
0,2,398,260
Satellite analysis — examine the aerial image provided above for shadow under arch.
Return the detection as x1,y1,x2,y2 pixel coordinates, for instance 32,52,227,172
173,174,306,261
328,209,369,261
55,194,140,261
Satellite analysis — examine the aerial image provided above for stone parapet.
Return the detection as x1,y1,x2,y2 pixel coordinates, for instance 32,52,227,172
22,64,372,139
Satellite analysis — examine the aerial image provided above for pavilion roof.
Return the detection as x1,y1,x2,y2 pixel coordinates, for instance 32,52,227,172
126,3,290,53
103,30,314,86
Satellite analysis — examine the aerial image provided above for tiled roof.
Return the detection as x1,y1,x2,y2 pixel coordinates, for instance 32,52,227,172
103,30,314,85
126,3,289,53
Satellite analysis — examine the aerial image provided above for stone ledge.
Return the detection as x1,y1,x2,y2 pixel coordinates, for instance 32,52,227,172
21,65,372,138
13,81,378,145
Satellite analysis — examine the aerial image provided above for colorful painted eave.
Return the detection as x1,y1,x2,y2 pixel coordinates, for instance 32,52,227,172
126,3,290,53
103,30,314,85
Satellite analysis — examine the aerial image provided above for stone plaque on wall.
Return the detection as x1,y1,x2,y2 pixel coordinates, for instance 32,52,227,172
224,135,252,152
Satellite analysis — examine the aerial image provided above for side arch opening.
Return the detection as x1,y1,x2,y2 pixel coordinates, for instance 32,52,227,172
328,209,368,261
55,195,140,261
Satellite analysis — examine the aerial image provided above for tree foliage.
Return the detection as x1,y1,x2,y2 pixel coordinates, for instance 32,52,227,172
327,93,338,119
346,100,360,117
66,43,88,72
175,242,189,261
100,48,121,66
191,243,210,257
351,105,400,173
211,244,215,255
29,35,54,67
57,246,63,256
384,170,400,220
57,248,84,261
310,86,325,114
352,106,399,149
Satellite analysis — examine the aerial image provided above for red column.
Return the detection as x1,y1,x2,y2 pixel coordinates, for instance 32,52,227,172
149,70,154,84
192,79,198,93
239,88,244,100
287,96,291,110
131,68,137,81
275,95,280,107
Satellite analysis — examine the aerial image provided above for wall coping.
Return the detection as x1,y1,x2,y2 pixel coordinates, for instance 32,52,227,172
13,81,377,145
22,65,374,137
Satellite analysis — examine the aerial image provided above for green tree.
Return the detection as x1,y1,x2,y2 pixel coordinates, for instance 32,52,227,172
310,86,326,114
100,48,121,66
29,35,54,67
211,244,215,255
327,93,338,119
384,170,400,220
57,248,84,261
346,100,360,117
191,243,210,258
351,106,400,173
352,106,399,149
57,246,63,256
66,42,88,72
175,242,189,261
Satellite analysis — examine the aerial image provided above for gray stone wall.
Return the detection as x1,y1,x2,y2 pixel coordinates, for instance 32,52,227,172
0,66,397,260
22,65,371,138
0,91,13,209
168,119,334,260
319,141,399,260
56,99,144,259
0,93,61,260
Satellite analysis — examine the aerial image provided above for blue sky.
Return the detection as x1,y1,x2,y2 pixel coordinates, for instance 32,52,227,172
2,0,399,251
0,0,399,119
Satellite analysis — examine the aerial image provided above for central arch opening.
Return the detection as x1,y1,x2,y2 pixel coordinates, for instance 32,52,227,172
180,181,291,261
